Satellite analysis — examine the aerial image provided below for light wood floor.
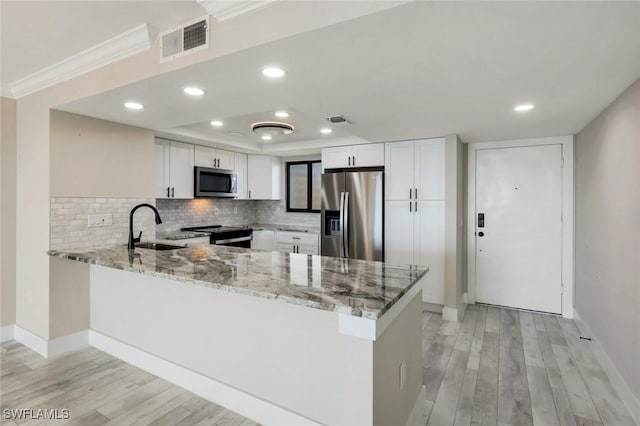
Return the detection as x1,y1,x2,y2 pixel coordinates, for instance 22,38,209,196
0,342,257,425
423,304,636,426
1,305,636,425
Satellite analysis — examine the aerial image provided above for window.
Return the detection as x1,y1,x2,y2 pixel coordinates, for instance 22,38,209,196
286,161,322,213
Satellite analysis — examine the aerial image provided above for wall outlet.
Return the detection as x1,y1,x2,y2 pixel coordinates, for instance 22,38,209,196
399,361,406,390
88,213,113,227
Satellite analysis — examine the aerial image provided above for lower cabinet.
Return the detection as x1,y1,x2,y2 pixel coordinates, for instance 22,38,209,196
385,200,444,304
251,230,275,251
276,231,319,255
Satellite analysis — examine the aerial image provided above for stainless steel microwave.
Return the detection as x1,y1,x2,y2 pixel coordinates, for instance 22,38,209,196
194,167,237,198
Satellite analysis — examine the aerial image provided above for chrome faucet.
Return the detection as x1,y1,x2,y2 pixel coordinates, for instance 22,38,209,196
128,203,163,250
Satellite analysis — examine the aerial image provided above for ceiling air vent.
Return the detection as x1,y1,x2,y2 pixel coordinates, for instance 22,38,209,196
160,15,210,62
326,115,352,126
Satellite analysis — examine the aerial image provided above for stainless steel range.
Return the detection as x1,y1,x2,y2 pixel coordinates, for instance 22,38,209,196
181,225,253,248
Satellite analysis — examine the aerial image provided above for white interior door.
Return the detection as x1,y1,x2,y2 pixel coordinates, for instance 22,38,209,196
475,145,563,313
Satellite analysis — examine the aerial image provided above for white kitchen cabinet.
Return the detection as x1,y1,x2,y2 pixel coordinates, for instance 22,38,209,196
321,143,384,170
385,199,445,304
385,200,416,266
414,200,445,304
251,230,275,251
247,155,281,200
155,139,194,199
415,139,445,200
194,145,234,170
353,144,385,167
234,152,248,199
276,231,319,255
385,138,445,201
322,146,353,169
384,137,445,304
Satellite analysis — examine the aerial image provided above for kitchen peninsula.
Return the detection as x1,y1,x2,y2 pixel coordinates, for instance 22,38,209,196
48,244,428,426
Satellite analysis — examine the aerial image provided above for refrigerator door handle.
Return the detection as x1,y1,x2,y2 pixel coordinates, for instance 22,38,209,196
339,192,346,258
343,192,350,258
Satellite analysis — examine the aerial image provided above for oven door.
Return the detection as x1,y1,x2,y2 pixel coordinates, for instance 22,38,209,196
212,235,252,248
195,167,237,198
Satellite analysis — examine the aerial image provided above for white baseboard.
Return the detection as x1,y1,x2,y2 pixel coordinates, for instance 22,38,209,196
406,385,427,426
14,326,48,356
442,307,458,322
13,326,89,358
89,330,319,426
48,330,89,357
573,309,640,424
0,324,15,343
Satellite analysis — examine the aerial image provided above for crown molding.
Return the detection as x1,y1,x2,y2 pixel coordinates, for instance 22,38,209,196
198,0,282,22
8,24,152,99
0,84,14,99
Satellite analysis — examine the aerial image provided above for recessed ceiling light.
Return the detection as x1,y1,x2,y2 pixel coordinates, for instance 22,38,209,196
261,134,273,141
275,111,289,118
320,128,332,134
124,102,143,110
262,67,286,78
210,120,223,127
183,87,206,96
514,103,535,112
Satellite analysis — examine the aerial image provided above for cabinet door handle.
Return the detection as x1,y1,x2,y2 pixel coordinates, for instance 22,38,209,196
415,188,418,199
171,187,175,198
409,202,412,213
415,201,418,212
248,190,251,199
167,187,170,198
348,156,351,166
352,155,355,166
409,188,412,200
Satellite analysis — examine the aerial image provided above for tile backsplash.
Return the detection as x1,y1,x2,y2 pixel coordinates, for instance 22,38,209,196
50,197,321,250
156,198,320,233
155,198,256,233
50,197,156,251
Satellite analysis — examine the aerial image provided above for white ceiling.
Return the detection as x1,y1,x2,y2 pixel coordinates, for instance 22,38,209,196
12,1,640,154
0,0,204,86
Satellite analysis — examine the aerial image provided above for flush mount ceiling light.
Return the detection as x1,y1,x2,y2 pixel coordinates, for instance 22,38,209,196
124,101,144,110
252,121,294,140
320,128,332,134
261,135,273,141
261,67,286,78
183,87,206,96
275,111,289,118
514,103,535,112
210,120,223,127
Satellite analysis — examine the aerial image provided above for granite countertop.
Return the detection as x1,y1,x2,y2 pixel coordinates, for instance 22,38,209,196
48,245,427,319
249,223,321,234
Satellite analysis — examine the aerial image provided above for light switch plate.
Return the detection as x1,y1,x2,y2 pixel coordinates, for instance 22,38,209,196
88,213,112,227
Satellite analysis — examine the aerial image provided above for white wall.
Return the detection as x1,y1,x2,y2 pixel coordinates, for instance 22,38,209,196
1,97,17,327
444,134,465,320
50,110,155,198
575,78,640,405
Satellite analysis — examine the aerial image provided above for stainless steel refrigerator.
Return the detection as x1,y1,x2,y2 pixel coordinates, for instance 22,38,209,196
321,169,383,261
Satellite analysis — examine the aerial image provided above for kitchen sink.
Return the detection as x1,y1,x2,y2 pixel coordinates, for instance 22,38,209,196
134,242,186,251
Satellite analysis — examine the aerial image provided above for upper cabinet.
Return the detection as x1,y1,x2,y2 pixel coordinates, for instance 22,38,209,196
155,139,195,199
234,152,248,199
247,155,281,200
384,138,445,201
321,143,384,170
194,145,234,170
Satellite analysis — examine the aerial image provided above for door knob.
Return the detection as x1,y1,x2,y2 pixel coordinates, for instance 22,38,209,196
478,231,485,237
